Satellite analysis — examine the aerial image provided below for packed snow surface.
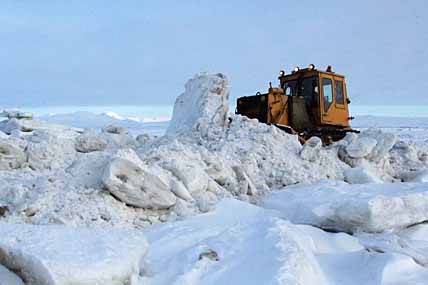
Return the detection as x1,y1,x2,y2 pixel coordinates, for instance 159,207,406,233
142,199,428,285
1,73,428,284
0,222,148,285
143,199,328,285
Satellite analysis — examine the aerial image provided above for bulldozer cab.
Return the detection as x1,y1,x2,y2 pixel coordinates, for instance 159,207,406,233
236,65,356,142
279,66,350,128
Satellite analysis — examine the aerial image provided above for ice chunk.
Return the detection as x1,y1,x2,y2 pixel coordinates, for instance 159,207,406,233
162,159,209,194
262,180,428,233
65,151,111,188
0,140,26,170
342,129,397,162
0,222,148,285
344,166,383,184
102,149,176,209
390,141,427,176
167,73,229,137
300,136,323,162
346,136,377,158
102,124,128,134
232,165,257,195
26,130,76,170
75,129,107,153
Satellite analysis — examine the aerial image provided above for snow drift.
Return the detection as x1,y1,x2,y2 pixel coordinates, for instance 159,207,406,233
142,199,329,285
143,199,428,285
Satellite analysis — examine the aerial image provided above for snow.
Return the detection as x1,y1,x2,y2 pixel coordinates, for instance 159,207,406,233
0,222,148,285
262,180,428,233
0,110,33,120
345,136,378,158
344,166,383,184
142,199,328,285
0,73,428,284
167,73,229,137
0,118,81,136
39,111,169,137
142,199,428,285
0,140,26,170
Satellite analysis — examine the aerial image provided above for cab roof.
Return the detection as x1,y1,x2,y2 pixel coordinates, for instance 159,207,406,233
278,67,345,82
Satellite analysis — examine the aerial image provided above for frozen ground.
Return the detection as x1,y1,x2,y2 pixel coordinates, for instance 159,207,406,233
143,199,428,285
1,74,428,284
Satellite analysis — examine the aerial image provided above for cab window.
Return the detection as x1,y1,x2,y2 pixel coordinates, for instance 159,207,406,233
300,77,318,105
282,80,297,96
335,80,344,105
322,78,333,112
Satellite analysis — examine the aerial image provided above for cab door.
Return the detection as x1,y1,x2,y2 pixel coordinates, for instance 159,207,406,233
320,74,350,127
332,75,350,127
320,73,336,124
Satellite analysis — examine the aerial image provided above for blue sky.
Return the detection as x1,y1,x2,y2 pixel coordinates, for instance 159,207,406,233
0,0,427,107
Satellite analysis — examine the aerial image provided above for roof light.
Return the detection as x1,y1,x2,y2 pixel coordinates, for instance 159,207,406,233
293,66,300,73
308,64,315,70
326,65,333,72
279,70,285,77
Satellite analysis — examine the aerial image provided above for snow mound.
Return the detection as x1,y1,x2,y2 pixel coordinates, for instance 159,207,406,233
0,73,427,228
262,180,428,233
0,222,148,285
134,73,348,213
142,199,328,285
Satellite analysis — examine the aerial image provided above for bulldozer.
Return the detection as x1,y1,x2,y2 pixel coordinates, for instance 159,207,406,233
235,64,358,143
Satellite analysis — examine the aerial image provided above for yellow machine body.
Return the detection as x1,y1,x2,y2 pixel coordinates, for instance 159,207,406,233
236,66,357,142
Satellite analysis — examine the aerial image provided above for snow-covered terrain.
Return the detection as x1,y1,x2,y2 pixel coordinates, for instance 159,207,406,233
143,199,428,285
0,223,148,285
1,73,428,284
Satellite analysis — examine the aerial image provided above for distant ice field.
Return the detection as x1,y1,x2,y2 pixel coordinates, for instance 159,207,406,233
21,105,173,122
349,105,428,118
1,105,427,140
8,104,428,119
